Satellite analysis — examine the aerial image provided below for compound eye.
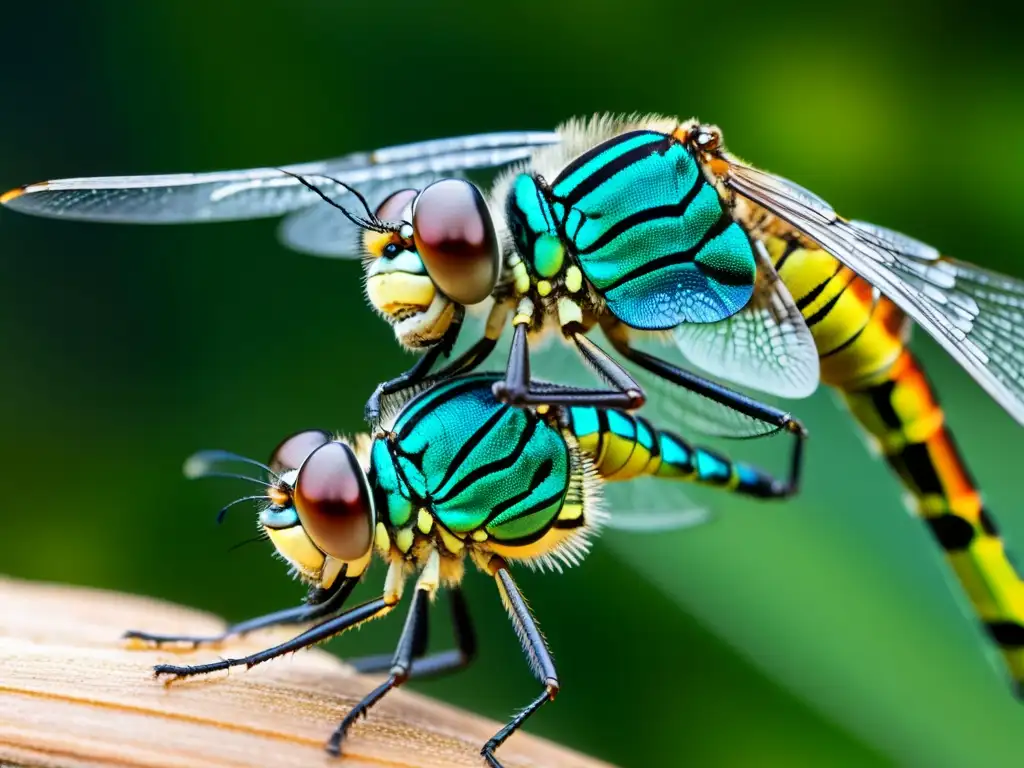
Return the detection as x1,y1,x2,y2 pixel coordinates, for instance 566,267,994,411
269,429,332,474
293,441,375,562
412,179,500,305
374,188,418,222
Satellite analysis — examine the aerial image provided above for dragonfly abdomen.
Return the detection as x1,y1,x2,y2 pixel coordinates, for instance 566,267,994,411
566,406,784,498
764,234,1024,694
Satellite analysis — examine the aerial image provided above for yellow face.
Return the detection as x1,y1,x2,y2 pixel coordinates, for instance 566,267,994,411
362,182,502,350
363,229,456,350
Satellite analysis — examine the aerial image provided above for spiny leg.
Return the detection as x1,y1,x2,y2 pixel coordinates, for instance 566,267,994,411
492,323,644,409
153,594,391,681
327,553,443,756
606,330,807,496
365,303,508,423
481,560,558,768
348,587,476,680
124,578,357,649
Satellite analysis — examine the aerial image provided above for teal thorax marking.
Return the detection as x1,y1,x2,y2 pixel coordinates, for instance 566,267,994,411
505,129,756,330
370,374,571,544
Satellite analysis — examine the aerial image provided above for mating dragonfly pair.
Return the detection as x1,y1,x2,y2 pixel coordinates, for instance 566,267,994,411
6,113,1024,765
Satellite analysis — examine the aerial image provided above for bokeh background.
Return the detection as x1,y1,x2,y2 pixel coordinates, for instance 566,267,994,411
2,2,1023,766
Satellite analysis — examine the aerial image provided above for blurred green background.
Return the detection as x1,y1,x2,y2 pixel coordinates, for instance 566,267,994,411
2,1,1023,766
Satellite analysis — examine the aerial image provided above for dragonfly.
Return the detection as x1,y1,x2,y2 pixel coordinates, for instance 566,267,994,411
6,113,1024,692
122,372,794,766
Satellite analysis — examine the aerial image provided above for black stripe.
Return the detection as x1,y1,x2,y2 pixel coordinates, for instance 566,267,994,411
555,130,665,195
486,458,561,523
398,377,491,437
560,136,673,207
795,263,843,311
601,211,734,293
985,621,1024,648
773,239,801,272
577,171,704,255
900,442,945,497
924,513,976,551
980,508,1000,536
866,380,902,431
638,415,661,462
431,403,510,495
820,298,877,358
595,409,610,466
804,275,855,328
435,413,540,504
487,485,566,535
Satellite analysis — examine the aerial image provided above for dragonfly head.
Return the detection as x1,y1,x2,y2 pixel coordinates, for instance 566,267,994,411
363,181,501,349
183,429,376,589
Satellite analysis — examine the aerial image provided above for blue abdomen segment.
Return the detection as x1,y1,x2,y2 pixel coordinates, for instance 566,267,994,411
507,130,756,330
567,405,783,498
371,374,570,544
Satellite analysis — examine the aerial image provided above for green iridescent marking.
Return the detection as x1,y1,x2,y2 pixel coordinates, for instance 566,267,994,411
371,374,570,542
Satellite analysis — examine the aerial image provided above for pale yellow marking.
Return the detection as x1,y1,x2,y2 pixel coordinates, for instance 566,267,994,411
417,549,442,595
395,527,415,553
438,527,465,554
343,549,373,580
513,313,532,326
417,508,434,535
264,526,325,577
375,521,390,554
565,266,583,293
558,503,584,522
365,273,435,313
471,529,489,542
321,557,344,589
383,560,407,605
507,253,521,267
513,262,530,295
537,280,552,297
485,302,511,339
557,297,583,327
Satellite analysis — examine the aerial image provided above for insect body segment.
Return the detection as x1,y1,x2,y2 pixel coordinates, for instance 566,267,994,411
568,405,788,498
507,129,756,330
760,232,1024,692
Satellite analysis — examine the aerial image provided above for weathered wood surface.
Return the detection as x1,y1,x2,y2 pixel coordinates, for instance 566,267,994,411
0,577,613,768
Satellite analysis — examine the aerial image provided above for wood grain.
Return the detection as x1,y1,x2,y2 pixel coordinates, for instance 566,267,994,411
0,577,614,768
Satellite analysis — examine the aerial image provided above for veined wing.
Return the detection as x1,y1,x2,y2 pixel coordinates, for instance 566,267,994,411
672,240,819,399
0,131,559,227
277,174,443,257
721,157,1024,427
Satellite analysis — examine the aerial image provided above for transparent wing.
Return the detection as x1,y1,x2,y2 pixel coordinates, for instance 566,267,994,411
277,174,446,257
625,334,789,439
672,240,820,399
0,131,560,225
722,157,1024,427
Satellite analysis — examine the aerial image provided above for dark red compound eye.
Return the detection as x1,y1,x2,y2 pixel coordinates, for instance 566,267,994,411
411,179,500,305
293,441,375,561
268,429,332,474
374,188,418,222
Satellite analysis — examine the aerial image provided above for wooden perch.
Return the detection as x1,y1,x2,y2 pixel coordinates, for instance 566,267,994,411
0,577,613,768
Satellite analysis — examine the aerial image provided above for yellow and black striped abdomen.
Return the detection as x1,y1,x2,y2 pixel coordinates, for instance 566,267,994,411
763,233,1024,693
566,406,784,498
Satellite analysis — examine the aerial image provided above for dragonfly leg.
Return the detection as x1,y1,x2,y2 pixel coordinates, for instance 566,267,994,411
364,303,508,423
492,323,645,409
610,339,806,497
327,559,446,756
481,563,558,768
152,593,393,681
124,578,357,649
347,587,476,680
